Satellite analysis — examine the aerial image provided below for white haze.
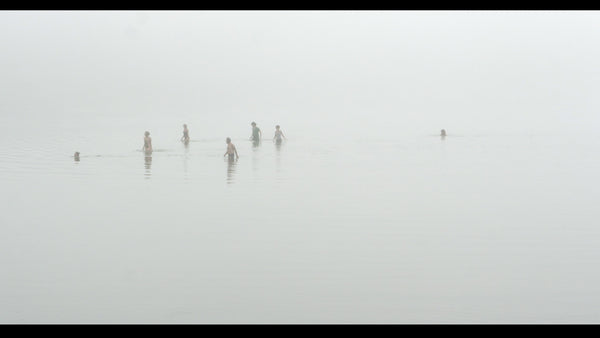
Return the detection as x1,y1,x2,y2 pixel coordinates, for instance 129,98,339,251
1,11,600,139
2,11,600,324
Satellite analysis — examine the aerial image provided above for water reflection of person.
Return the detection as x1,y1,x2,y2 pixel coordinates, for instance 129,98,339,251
144,154,152,178
183,140,189,175
226,154,237,184
274,135,282,173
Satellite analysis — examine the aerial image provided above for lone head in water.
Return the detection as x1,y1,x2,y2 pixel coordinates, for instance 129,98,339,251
143,131,153,153
74,152,80,161
181,124,190,143
250,122,261,142
224,137,239,161
440,129,447,137
273,125,286,144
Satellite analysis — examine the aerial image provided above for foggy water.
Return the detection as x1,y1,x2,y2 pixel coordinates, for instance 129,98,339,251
2,116,600,323
3,10,600,324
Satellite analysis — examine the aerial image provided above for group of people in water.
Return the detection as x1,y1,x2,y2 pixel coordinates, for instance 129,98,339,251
75,124,445,162
135,121,286,162
224,122,286,161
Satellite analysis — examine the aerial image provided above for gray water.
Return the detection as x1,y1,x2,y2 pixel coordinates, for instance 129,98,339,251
3,10,600,324
1,116,600,323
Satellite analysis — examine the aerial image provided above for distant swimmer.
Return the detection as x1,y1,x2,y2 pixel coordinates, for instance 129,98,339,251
250,122,262,142
181,124,190,143
74,152,80,161
440,129,447,137
224,137,239,161
273,125,286,144
142,131,153,153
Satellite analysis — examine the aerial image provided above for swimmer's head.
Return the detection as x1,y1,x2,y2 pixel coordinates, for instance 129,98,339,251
226,137,231,143
276,125,280,129
251,122,256,126
144,131,150,136
183,124,187,128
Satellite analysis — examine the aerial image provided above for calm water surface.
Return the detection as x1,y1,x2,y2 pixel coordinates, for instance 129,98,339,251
1,119,600,323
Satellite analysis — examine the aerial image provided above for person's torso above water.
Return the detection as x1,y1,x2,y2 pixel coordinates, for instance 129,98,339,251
252,126,261,139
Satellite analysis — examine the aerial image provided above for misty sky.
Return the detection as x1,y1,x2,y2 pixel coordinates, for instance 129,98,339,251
1,10,600,138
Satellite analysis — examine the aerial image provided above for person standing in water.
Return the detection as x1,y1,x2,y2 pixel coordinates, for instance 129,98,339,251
142,131,153,153
273,125,286,144
224,137,239,161
250,122,262,142
181,124,190,143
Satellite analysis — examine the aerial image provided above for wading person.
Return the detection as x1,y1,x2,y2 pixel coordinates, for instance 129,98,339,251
142,131,153,153
181,124,190,143
224,137,239,161
250,122,261,144
273,125,286,145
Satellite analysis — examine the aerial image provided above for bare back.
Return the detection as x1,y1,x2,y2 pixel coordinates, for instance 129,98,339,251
144,136,153,152
227,142,236,154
